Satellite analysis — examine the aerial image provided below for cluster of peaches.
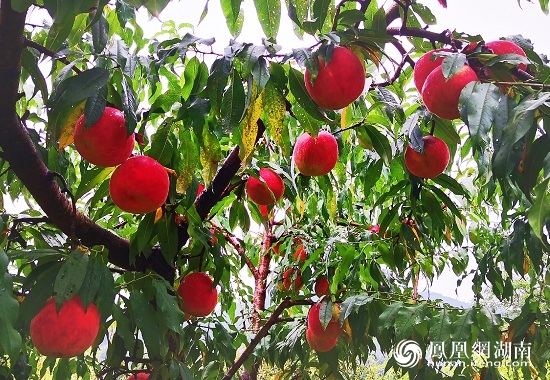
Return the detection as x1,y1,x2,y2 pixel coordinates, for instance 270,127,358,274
28,39,531,365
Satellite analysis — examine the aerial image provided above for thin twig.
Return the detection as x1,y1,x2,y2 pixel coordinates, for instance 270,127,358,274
23,38,83,74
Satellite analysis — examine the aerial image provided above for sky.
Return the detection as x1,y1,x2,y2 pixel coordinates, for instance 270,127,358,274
144,0,550,55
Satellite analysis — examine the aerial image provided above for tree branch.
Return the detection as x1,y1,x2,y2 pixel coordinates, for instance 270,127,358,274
23,38,83,74
386,26,453,46
215,224,258,279
222,298,314,380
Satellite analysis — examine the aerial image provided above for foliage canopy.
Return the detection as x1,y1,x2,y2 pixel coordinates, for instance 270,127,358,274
0,0,549,379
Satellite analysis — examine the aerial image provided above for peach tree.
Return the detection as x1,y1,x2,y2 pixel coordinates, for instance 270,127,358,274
0,0,549,379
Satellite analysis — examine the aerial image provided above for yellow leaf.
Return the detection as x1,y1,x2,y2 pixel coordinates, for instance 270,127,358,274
176,130,199,194
341,105,353,129
154,207,163,223
523,254,531,275
263,82,286,147
58,101,86,152
239,85,264,162
342,319,353,342
200,125,222,184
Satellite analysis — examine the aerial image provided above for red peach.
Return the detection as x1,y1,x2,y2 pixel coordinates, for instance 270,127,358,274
413,49,452,92
293,244,307,262
305,46,366,110
30,296,100,358
306,328,338,352
74,107,134,167
177,272,218,317
109,156,170,214
314,276,330,297
404,135,450,179
246,168,285,206
307,302,343,340
485,40,528,71
421,64,478,120
293,131,338,176
127,373,150,380
282,268,303,292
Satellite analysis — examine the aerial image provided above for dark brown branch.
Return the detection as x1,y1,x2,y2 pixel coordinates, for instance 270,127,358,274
23,38,83,74
222,298,314,380
387,26,453,45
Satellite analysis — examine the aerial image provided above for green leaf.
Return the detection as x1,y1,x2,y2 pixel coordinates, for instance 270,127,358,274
11,0,34,12
84,85,107,129
21,48,48,102
394,304,427,341
176,129,200,194
451,308,476,342
121,75,138,136
49,67,110,111
411,3,437,25
426,184,462,219
441,53,467,79
129,291,164,359
0,250,22,363
45,15,76,52
149,118,175,166
319,300,333,330
263,80,287,147
379,302,404,331
221,0,244,36
288,67,330,123
152,279,184,333
528,179,550,241
429,308,452,343
539,0,549,14
221,69,246,131
363,124,392,166
129,213,157,259
126,0,171,16
75,166,115,200
90,13,109,53
431,174,469,197
157,213,178,265
521,135,550,196
200,125,223,184
54,249,89,304
77,257,103,308
204,57,232,117
182,57,209,100
459,82,501,148
339,294,373,325
311,0,332,33
95,264,115,319
253,0,281,38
